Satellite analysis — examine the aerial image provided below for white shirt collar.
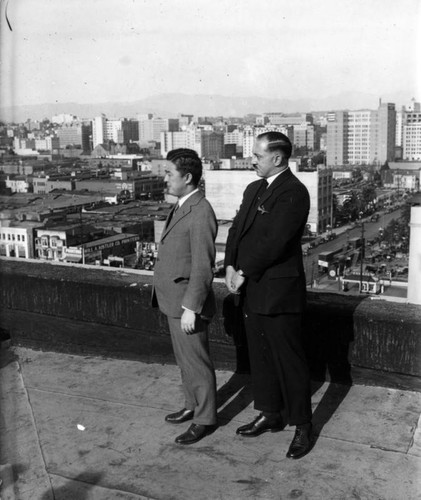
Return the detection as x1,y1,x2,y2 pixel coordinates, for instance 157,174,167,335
266,167,289,186
178,188,199,207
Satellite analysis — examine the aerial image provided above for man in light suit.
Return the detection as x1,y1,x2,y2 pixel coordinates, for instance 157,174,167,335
224,132,313,459
152,148,218,445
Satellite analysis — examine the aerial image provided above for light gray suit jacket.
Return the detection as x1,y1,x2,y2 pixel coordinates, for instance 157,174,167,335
152,191,217,319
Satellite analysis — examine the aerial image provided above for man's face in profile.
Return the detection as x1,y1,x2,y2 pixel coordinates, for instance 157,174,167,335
164,161,188,198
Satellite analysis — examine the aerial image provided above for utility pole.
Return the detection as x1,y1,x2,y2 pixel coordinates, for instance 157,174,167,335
359,221,365,293
79,205,85,265
311,259,315,288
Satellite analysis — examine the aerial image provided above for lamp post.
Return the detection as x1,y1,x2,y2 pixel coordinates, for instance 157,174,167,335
359,212,365,293
311,259,315,288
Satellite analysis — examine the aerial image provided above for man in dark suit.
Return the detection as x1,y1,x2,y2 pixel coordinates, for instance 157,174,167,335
224,131,313,459
152,148,218,445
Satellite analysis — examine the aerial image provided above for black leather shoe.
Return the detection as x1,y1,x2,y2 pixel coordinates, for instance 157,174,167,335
175,423,214,445
165,408,194,424
286,423,313,459
236,413,283,437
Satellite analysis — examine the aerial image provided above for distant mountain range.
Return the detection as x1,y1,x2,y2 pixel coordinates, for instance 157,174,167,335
0,91,415,123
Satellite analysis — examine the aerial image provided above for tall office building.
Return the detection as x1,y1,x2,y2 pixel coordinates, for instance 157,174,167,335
396,101,421,160
396,109,404,147
403,123,421,160
105,119,122,143
200,131,224,160
376,102,396,163
242,127,254,158
160,131,188,157
56,122,91,151
92,114,107,148
224,129,243,146
121,119,139,143
326,111,347,166
293,123,316,150
139,116,179,143
326,102,396,166
160,128,201,157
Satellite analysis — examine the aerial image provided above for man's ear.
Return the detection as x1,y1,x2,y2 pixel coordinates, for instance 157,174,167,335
184,172,193,185
273,153,283,167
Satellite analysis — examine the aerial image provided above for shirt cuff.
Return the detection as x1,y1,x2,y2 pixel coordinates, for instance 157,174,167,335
181,306,195,313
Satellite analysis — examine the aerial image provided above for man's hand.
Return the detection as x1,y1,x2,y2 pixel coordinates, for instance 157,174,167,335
231,271,246,293
225,265,237,293
181,308,196,334
225,266,246,294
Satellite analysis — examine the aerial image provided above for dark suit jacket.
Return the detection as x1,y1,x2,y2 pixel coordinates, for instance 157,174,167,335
153,191,217,319
224,168,310,315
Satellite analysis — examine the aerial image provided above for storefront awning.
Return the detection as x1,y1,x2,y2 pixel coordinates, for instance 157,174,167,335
64,255,82,263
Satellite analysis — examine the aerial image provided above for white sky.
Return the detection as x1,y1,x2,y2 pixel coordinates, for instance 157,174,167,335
1,0,420,107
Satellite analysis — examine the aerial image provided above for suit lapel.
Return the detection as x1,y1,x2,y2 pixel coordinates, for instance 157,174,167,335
161,191,204,241
258,168,292,208
240,169,292,237
238,181,265,237
164,203,178,229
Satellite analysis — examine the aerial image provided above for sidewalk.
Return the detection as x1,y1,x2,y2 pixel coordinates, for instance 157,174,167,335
1,344,420,500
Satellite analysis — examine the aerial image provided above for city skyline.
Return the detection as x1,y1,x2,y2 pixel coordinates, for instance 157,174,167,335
1,0,420,112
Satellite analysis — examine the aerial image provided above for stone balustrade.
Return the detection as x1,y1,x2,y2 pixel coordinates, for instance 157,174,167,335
1,259,420,390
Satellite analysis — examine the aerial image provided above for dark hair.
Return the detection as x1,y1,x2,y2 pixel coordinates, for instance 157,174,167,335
166,148,202,187
257,131,292,165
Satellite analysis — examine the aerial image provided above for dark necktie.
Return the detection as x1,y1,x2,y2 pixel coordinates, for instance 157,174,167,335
254,179,268,207
166,202,179,227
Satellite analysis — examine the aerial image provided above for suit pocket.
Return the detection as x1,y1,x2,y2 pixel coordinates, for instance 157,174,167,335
173,277,189,283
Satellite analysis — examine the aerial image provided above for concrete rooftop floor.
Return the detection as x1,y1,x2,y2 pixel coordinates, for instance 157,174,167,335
1,344,420,500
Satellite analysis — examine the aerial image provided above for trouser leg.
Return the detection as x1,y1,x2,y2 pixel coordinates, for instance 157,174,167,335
244,306,312,426
244,307,283,414
167,316,217,426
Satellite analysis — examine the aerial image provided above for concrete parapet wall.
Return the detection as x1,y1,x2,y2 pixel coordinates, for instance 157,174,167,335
1,259,420,388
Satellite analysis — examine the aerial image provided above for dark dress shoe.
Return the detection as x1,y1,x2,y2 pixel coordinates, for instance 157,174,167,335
236,413,283,437
286,423,313,459
165,408,194,424
175,423,214,445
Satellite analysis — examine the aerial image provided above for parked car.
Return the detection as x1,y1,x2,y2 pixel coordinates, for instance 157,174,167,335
370,214,380,222
365,264,378,274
